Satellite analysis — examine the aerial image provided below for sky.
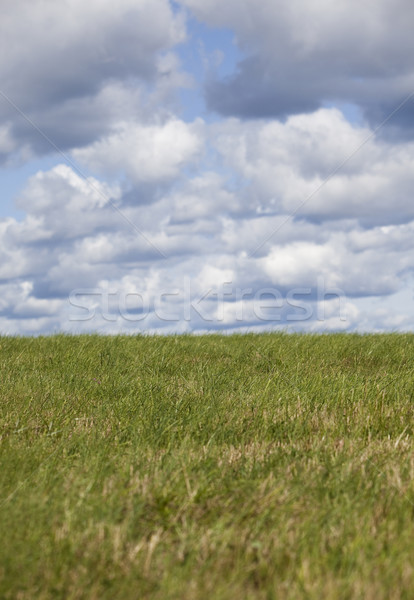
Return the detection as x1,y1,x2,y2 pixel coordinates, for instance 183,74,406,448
1,0,414,335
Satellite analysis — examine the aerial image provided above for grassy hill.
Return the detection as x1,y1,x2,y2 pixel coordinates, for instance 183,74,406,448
1,333,414,599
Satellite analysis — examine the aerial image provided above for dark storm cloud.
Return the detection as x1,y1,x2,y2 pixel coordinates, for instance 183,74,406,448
205,56,321,119
181,0,414,135
0,0,185,156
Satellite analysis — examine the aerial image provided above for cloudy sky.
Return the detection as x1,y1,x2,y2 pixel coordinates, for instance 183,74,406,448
1,0,414,335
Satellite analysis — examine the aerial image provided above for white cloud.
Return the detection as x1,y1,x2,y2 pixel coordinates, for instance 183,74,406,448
1,108,414,334
213,109,414,226
73,119,204,184
1,1,414,336
14,165,121,246
168,172,238,222
17,165,118,213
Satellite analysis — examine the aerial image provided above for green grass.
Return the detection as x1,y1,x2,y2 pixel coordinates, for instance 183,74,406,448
1,332,414,599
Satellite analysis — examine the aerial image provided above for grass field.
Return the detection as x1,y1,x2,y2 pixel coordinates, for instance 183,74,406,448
1,332,414,599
